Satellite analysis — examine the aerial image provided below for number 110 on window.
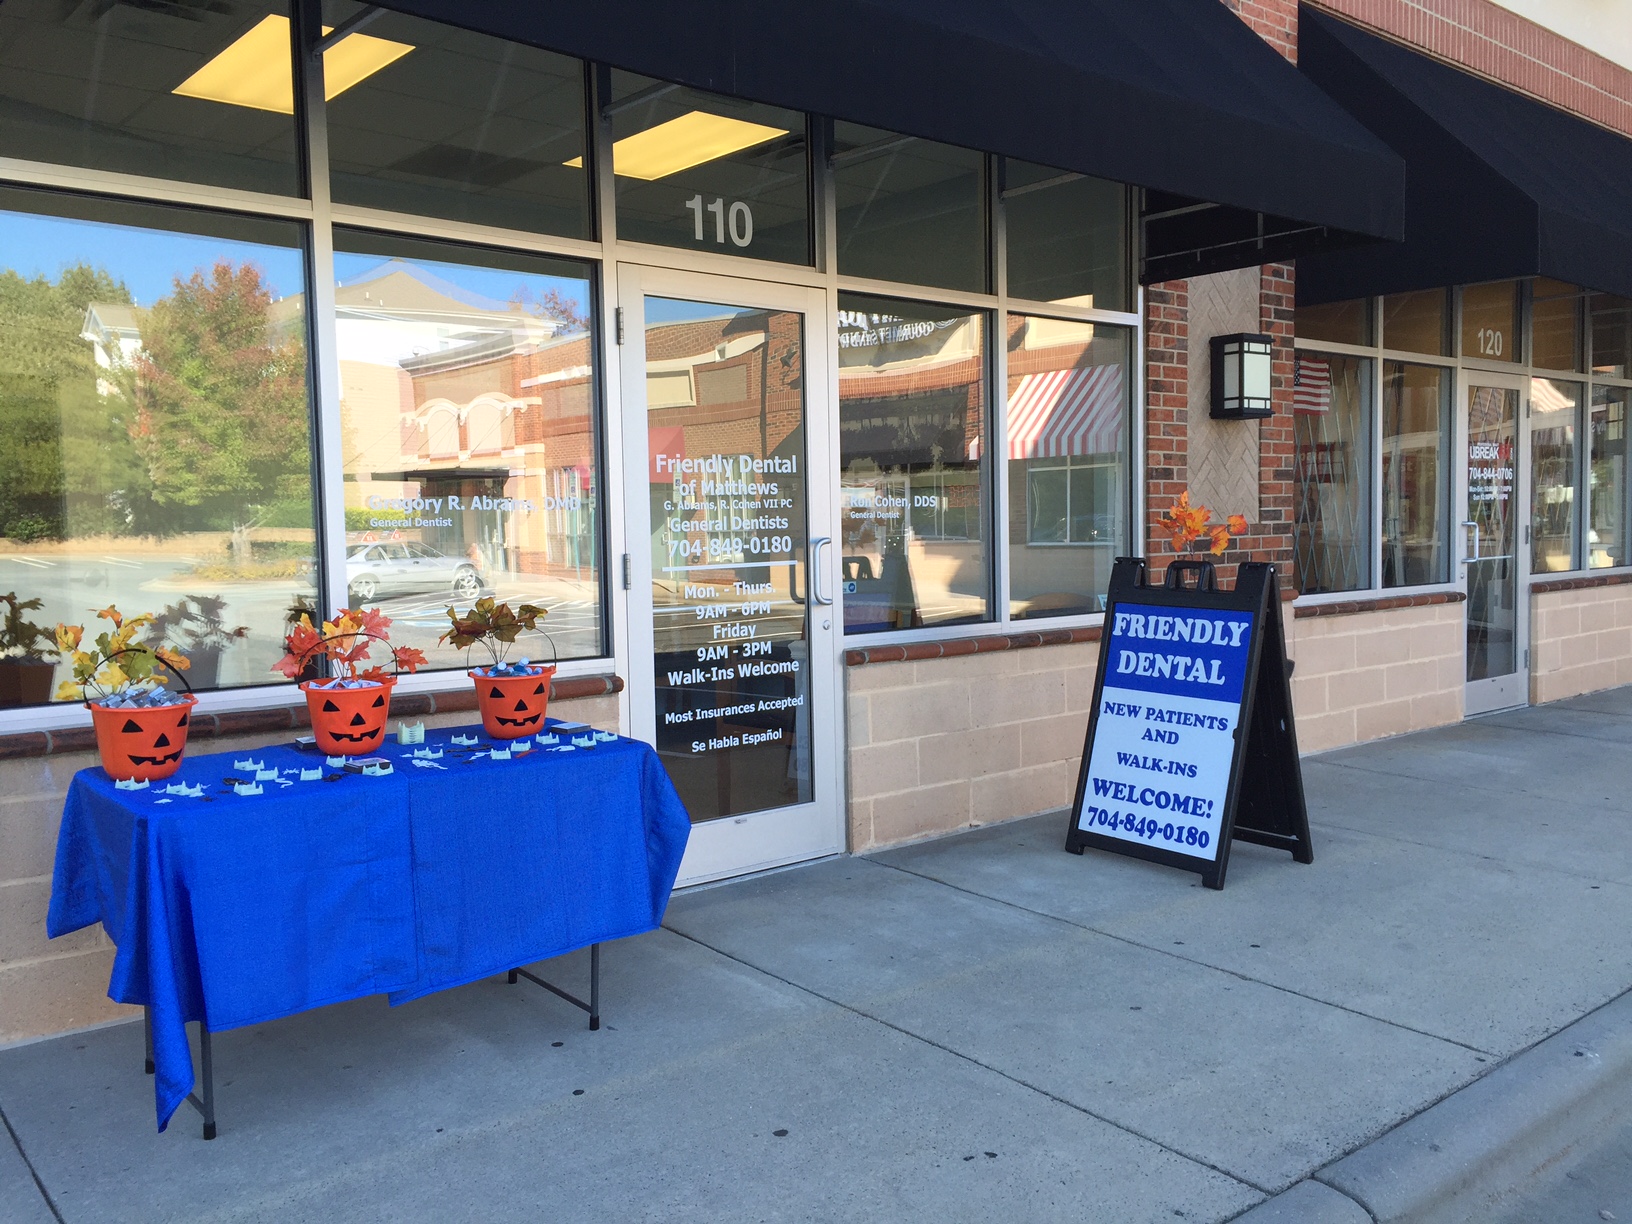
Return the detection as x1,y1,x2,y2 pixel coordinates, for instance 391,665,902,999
685,195,753,248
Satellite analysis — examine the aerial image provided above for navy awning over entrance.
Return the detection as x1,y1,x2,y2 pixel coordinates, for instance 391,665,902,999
1298,6,1632,304
378,0,1406,279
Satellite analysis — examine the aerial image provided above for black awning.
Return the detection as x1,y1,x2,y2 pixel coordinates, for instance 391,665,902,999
377,0,1404,261
1297,6,1632,304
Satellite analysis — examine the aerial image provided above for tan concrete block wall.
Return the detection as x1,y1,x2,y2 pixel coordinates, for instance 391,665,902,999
0,691,619,1046
1285,603,1464,753
1530,585,1632,704
845,641,1099,853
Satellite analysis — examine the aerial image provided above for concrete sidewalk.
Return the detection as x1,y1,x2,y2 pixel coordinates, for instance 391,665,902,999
6,690,1632,1222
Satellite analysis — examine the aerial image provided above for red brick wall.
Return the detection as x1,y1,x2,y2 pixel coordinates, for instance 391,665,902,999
1143,280,1189,573
1310,0,1632,137
1224,0,1299,61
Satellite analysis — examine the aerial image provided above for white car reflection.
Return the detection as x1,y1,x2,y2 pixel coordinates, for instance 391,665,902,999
343,542,483,603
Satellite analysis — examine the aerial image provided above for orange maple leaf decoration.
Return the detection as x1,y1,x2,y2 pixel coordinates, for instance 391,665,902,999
1158,494,1249,556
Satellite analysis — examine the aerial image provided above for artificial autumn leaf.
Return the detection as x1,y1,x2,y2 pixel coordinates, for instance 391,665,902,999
1207,524,1232,555
1227,514,1249,537
95,605,123,628
55,624,83,652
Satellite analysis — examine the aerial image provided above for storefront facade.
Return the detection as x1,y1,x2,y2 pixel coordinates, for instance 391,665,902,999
1,0,1628,1040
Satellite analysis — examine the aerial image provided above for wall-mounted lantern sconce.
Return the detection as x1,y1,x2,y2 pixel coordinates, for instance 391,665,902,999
1210,333,1274,419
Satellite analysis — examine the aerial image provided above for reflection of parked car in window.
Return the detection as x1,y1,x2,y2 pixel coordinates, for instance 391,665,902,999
345,542,483,603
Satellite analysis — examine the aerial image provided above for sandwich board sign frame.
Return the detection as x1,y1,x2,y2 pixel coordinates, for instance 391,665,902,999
1065,556,1312,889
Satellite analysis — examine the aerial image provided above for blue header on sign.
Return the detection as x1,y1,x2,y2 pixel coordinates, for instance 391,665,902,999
1102,602,1254,703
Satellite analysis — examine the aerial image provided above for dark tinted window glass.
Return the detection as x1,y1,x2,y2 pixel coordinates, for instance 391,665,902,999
0,187,315,705
324,2,590,238
834,123,985,291
0,0,299,195
1003,161,1127,311
1592,294,1632,379
838,294,988,630
1296,299,1372,347
610,71,808,266
1531,280,1583,372
1461,281,1521,362
1381,290,1447,355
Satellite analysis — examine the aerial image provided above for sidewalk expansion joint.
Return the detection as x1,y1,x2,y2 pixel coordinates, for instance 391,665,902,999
662,922,1273,1197
871,859,1497,1058
0,1100,65,1224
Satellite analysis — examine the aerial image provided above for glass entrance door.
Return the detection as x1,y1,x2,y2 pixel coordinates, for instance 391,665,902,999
1462,378,1529,715
617,267,842,885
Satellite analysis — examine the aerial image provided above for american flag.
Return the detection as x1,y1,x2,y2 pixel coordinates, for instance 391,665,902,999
1294,355,1331,414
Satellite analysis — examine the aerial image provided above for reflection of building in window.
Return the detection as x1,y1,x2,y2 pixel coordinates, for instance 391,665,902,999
837,299,987,631
1004,313,1128,619
1293,353,1372,594
335,255,597,590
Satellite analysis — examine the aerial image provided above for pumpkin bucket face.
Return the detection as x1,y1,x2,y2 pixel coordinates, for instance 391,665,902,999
90,694,198,782
470,667,555,739
301,677,395,755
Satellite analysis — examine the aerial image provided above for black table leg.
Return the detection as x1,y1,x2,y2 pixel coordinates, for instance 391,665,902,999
143,1006,154,1075
509,943,602,1031
182,1021,217,1140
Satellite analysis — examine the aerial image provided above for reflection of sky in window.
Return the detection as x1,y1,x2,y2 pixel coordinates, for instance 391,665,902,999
0,210,300,304
332,253,590,324
644,296,744,325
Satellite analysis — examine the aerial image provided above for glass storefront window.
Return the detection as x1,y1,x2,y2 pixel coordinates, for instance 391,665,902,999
1293,353,1372,594
1461,281,1521,363
1589,385,1629,569
833,123,986,292
838,294,988,631
1381,361,1452,586
0,188,314,705
0,0,303,195
1002,162,1127,311
1382,290,1448,356
333,230,601,666
1530,378,1580,573
610,71,809,266
1004,317,1129,618
323,2,590,239
1592,294,1632,379
1531,280,1583,372
1295,299,1372,348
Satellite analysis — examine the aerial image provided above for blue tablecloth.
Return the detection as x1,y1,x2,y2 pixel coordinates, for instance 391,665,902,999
47,723,691,1130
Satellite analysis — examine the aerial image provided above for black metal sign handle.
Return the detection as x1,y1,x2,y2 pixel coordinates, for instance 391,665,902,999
1163,560,1218,591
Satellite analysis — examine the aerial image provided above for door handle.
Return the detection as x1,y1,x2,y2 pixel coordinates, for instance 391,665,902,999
1461,519,1480,564
810,537,833,606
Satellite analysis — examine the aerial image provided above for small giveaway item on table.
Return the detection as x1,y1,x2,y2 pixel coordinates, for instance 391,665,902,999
440,598,557,739
53,605,197,783
274,607,426,756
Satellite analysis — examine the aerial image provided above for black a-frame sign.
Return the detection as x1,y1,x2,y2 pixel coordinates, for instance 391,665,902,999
1065,557,1312,889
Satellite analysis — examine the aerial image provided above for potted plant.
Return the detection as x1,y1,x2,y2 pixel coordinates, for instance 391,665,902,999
0,592,59,708
440,598,555,739
150,596,248,691
53,606,195,782
274,607,426,755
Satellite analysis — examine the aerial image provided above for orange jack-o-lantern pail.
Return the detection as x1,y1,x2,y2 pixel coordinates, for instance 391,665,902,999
470,667,556,739
300,677,395,755
89,693,198,782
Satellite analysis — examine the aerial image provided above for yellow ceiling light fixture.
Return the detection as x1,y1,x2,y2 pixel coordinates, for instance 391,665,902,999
173,15,412,115
564,111,788,179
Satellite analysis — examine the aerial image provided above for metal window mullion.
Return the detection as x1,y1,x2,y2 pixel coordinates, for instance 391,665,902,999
295,0,348,624
991,155,1009,624
1371,352,1384,592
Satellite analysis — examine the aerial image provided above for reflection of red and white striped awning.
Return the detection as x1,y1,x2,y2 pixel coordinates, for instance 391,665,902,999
1294,355,1331,413
974,365,1124,460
